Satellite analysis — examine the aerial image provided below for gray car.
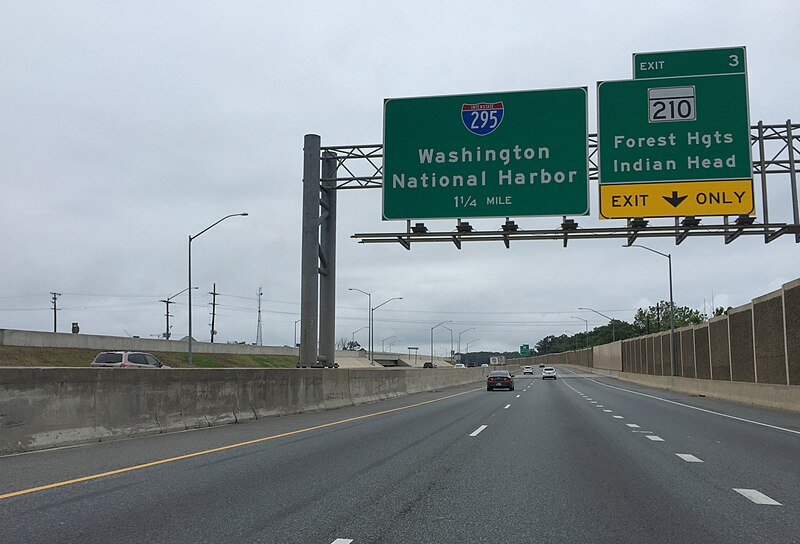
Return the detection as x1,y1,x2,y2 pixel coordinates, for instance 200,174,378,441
91,351,170,368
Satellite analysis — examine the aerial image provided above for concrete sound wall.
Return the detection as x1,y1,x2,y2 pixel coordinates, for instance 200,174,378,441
618,278,800,387
0,367,489,455
593,341,622,371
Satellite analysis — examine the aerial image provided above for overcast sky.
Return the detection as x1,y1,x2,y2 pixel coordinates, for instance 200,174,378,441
1,1,799,356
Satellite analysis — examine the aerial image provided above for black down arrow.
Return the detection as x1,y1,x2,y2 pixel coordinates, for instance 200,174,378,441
663,190,688,207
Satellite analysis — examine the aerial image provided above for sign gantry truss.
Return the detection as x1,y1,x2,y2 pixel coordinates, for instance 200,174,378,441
322,121,799,247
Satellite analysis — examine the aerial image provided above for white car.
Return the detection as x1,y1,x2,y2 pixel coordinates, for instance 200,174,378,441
542,366,557,380
523,366,534,375
454,363,466,368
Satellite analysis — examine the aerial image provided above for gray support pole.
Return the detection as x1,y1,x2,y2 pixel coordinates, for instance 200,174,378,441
319,151,338,367
299,134,321,367
188,238,193,365
758,121,769,240
786,120,799,243
668,254,676,376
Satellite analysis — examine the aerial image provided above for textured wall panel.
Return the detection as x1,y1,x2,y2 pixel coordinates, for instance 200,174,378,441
753,291,787,385
694,324,711,379
709,316,731,381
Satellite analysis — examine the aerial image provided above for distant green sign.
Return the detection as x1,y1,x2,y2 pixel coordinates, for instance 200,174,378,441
634,46,746,79
520,344,530,356
383,88,589,220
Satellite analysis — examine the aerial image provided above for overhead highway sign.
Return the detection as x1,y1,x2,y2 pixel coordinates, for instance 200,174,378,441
598,47,753,219
383,88,589,220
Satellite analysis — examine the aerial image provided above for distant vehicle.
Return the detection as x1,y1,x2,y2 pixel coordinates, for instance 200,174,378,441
467,362,476,368
454,363,466,368
539,363,545,368
91,351,170,369
423,362,436,368
542,366,557,380
523,366,534,375
480,363,489,367
487,370,514,391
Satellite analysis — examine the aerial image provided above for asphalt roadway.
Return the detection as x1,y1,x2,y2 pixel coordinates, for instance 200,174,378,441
2,367,799,543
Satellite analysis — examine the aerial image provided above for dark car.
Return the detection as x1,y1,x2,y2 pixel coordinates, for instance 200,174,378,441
487,369,515,391
467,362,476,368
423,362,435,368
91,351,169,368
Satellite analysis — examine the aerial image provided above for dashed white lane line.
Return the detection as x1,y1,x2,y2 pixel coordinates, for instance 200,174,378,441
332,539,354,544
626,424,640,428
596,405,604,408
675,453,703,463
603,409,613,413
504,404,511,409
590,401,597,404
733,489,782,505
645,435,664,441
516,394,521,398
582,377,800,438
469,425,488,437
613,415,624,419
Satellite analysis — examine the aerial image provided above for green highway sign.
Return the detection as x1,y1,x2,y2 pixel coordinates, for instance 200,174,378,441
634,46,746,79
597,74,751,185
599,47,753,219
520,344,530,356
383,88,589,220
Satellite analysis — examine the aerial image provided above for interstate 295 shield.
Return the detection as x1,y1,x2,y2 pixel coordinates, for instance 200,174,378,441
461,102,504,136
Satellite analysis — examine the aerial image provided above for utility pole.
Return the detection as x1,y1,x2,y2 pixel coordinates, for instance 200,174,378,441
256,286,263,346
160,298,174,339
209,283,218,343
50,292,61,332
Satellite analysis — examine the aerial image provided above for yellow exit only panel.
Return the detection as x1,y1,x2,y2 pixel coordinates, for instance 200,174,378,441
599,179,754,219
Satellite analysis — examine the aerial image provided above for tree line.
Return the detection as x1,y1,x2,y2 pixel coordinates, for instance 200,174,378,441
534,301,729,355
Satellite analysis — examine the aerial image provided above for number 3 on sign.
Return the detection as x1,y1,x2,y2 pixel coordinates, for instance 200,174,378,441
648,86,696,123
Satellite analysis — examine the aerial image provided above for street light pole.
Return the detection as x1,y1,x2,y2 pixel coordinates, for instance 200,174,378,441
626,244,676,376
458,327,475,356
571,316,589,349
160,287,197,340
294,319,301,347
352,326,368,346
188,212,248,365
431,320,452,365
442,326,454,358
381,335,396,352
372,296,403,361
348,288,372,363
578,307,615,341
465,339,479,365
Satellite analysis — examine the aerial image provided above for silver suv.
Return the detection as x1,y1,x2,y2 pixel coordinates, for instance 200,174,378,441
90,351,169,368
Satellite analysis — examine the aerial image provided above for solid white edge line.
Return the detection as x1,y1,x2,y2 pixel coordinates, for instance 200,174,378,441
675,453,703,463
581,376,800,437
645,435,664,441
470,425,488,437
733,488,782,505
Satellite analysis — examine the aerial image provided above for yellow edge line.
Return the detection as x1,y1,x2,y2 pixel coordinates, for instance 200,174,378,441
0,388,480,500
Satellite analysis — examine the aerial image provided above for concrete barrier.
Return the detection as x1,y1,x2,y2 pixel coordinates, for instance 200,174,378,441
0,366,492,455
